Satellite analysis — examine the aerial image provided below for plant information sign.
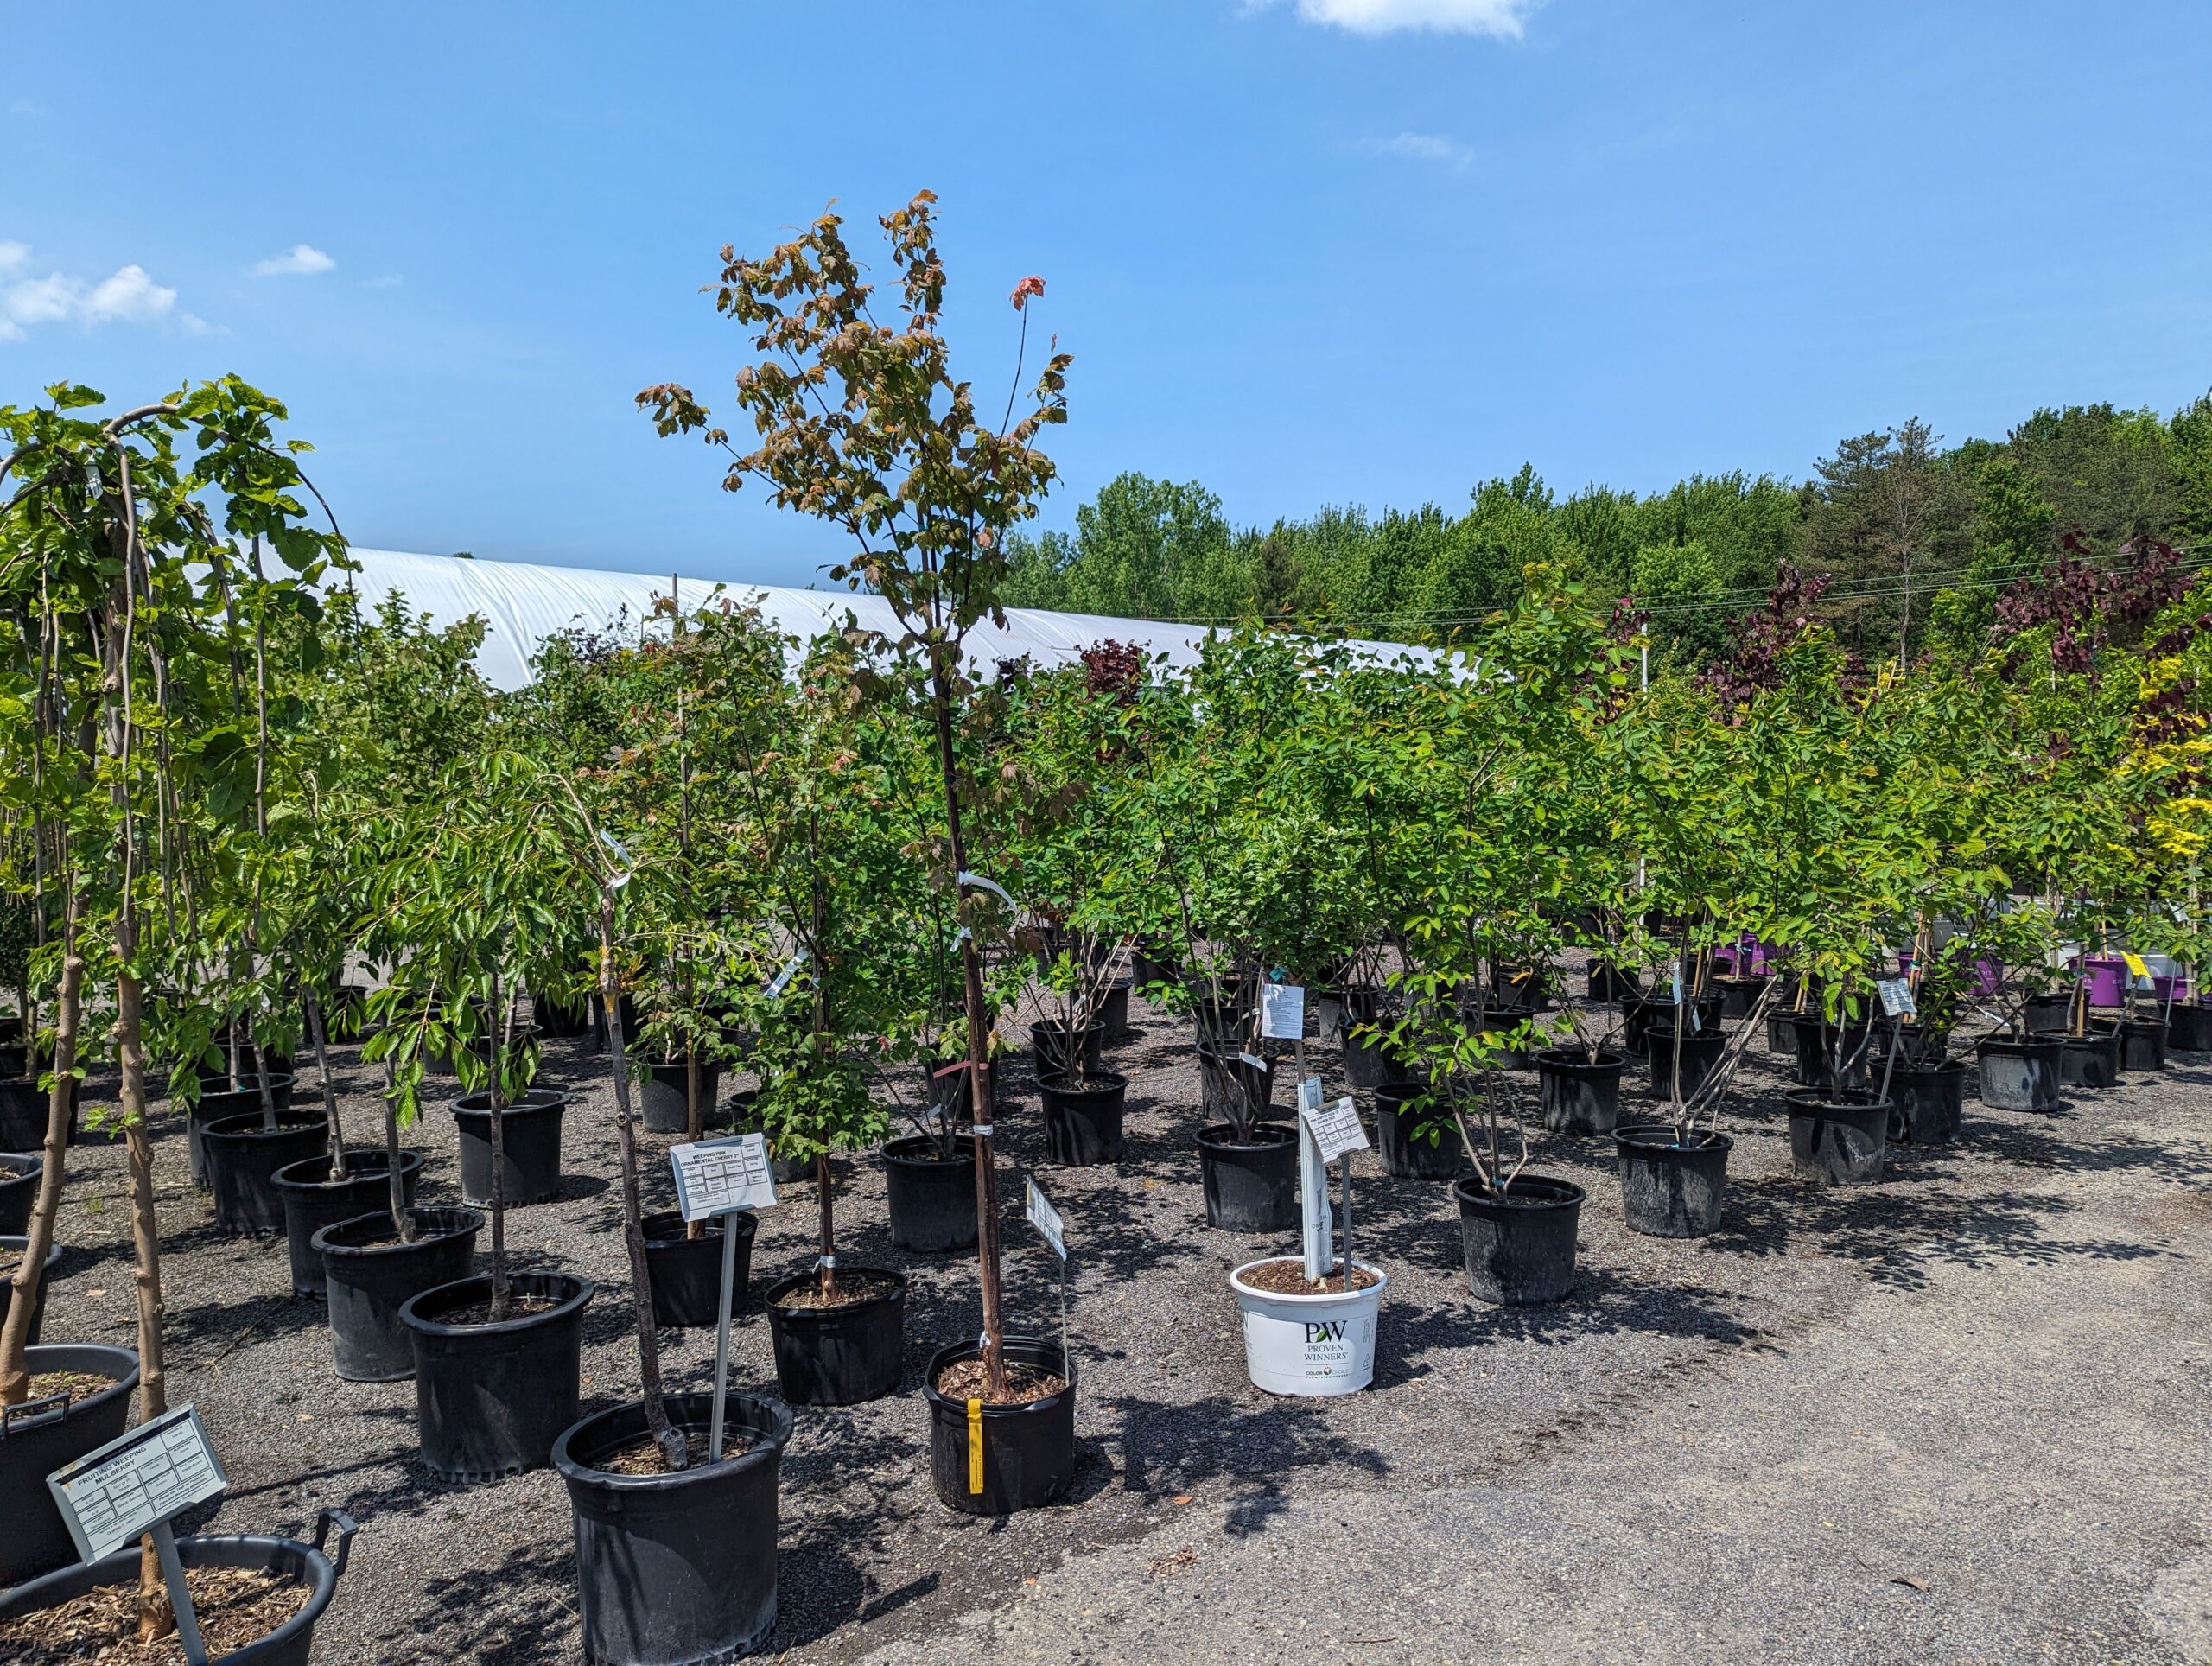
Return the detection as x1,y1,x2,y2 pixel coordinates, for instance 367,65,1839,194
1300,1094,1369,1164
671,1132,779,1222
49,1404,227,1563
1260,982,1305,1040
1025,1175,1066,1260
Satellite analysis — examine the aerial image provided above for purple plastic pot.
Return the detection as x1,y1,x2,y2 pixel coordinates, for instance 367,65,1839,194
2076,957,2126,1008
2153,972,2192,1003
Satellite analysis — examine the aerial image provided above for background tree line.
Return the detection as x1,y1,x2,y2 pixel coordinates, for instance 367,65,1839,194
999,393,2212,665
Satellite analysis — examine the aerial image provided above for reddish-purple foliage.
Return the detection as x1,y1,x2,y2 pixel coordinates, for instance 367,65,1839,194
1079,638,1144,706
1995,534,2190,676
1696,565,1833,709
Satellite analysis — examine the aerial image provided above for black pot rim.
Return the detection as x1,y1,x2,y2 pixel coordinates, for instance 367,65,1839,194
551,1389,792,1490
640,1208,756,1244
1531,1046,1626,1073
880,1132,977,1167
0,1532,340,1651
0,1152,41,1176
271,1148,423,1194
1037,1070,1129,1096
3,1342,140,1434
1614,1122,1732,1154
1979,1035,2063,1056
192,1071,296,1095
200,1110,324,1144
312,1205,484,1259
451,1088,569,1117
1195,1120,1296,1152
1452,1173,1587,1210
763,1265,906,1319
1029,1019,1106,1038
1782,1087,1892,1112
919,1335,1075,1417
399,1270,594,1338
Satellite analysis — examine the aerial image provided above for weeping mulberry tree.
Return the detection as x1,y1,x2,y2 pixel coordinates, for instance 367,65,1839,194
641,192,1069,1394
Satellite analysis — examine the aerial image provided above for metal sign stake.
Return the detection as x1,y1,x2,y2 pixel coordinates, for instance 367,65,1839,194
150,1520,209,1666
708,1215,740,1461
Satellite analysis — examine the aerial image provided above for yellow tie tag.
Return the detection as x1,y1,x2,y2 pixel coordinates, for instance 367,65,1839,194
2123,952,2150,978
966,1398,985,1494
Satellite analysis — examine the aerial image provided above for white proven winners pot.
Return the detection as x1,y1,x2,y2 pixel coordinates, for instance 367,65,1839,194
1230,1258,1387,1396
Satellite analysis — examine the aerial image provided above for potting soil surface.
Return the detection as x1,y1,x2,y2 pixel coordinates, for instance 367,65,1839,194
24,977,2212,1663
0,1565,309,1663
933,1358,1068,1406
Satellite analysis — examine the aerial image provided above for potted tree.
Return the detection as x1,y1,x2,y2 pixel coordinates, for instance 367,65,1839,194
645,194,1079,1512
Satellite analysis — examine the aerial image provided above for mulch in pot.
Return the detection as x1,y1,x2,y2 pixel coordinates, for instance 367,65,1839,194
23,1369,115,1402
590,1429,753,1475
770,1269,900,1312
932,1355,1067,1407
0,1564,309,1663
1238,1258,1381,1296
438,1293,560,1326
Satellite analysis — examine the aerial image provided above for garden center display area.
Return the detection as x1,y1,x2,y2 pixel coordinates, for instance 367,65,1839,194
4,200,2210,1663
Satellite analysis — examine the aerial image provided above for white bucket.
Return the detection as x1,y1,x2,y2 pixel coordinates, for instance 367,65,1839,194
1230,1258,1387,1396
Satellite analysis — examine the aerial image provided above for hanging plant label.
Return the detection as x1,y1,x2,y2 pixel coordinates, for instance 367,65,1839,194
1237,1051,1270,1074
1300,1095,1368,1165
2122,951,2152,986
1024,1174,1066,1260
957,870,1017,910
1260,982,1305,1040
48,1403,227,1563
671,1132,779,1221
765,949,810,998
1876,977,1916,1018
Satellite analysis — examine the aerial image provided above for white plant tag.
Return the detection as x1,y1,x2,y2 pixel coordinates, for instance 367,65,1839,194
1025,1175,1066,1260
1297,1075,1324,1115
766,949,809,998
1299,1114,1333,1281
1300,1095,1369,1164
671,1133,779,1221
1260,982,1306,1040
1238,1051,1270,1074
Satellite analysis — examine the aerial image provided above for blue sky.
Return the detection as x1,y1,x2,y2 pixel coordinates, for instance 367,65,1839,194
5,1,2209,588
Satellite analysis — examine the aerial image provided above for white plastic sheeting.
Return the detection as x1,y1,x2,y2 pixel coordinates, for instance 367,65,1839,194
331,548,1439,690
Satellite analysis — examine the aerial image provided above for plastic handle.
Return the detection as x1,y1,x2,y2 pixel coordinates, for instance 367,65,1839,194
313,1507,359,1579
1,1389,69,1432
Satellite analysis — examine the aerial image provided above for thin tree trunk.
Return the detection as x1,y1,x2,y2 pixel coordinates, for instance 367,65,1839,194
931,664,1005,1395
602,894,682,1466
0,887,81,1404
306,990,346,1181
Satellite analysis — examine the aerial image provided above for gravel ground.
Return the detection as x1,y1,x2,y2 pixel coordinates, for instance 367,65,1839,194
22,987,2212,1663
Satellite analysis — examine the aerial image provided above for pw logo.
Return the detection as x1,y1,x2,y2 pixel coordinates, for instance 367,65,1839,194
1304,1319,1347,1345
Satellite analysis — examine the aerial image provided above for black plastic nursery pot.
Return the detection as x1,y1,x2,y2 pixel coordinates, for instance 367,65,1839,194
0,1507,357,1666
534,990,594,1037
925,1336,1077,1516
1765,1008,1802,1054
2168,1002,2212,1053
1197,1121,1299,1232
1030,1019,1106,1077
764,1267,907,1406
1488,964,1549,1014
639,1056,725,1135
1977,1036,2063,1112
2022,991,2073,1034
452,1087,568,1206
2058,1033,2116,1091
1453,1174,1585,1306
1372,1082,1465,1180
2120,1017,2168,1072
882,1134,981,1254
1535,1047,1625,1135
203,1110,328,1238
1192,993,1253,1046
402,1271,594,1481
0,1233,60,1345
314,1205,483,1383
1889,1059,1965,1145
1790,1016,1884,1092
274,1147,423,1297
184,1071,296,1186
1039,1071,1128,1166
1586,961,1643,1003
1783,1088,1891,1184
1097,981,1134,1037
1648,1024,1725,1102
1715,974,1772,1020
642,1207,757,1328
1198,1041,1279,1120
553,1391,795,1666
1615,1124,1732,1238
0,1342,140,1588
0,1151,40,1234
0,1073,67,1153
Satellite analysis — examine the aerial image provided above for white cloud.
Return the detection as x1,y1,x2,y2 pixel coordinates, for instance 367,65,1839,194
0,249,181,341
251,243,334,277
1374,130,1476,169
1255,0,1541,36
